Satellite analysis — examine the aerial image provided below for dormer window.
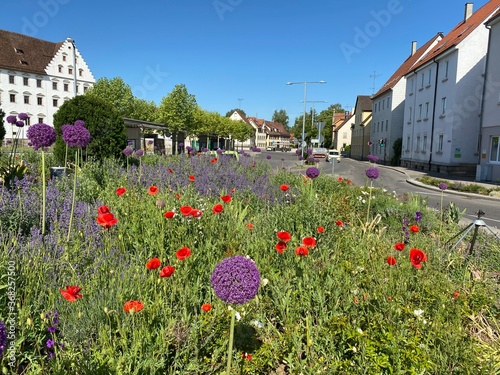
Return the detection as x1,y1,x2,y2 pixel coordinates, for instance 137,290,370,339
15,48,24,54
20,60,28,65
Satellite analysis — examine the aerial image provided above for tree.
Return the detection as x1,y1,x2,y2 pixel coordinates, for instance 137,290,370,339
53,95,127,163
0,104,5,145
129,98,157,122
225,108,246,117
316,104,344,149
157,84,197,154
85,77,135,118
272,109,289,129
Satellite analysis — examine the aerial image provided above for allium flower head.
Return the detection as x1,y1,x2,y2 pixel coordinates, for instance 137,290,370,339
18,113,28,121
6,115,17,124
62,124,91,148
438,182,448,191
135,149,144,157
123,147,133,156
0,321,7,358
365,167,380,180
210,255,260,305
26,123,57,150
367,154,379,163
74,119,86,127
305,166,320,179
16,121,25,127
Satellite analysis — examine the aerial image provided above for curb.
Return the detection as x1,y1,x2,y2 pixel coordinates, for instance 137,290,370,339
406,178,500,201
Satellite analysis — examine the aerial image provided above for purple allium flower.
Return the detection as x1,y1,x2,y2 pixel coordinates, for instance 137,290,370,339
123,147,133,157
365,167,380,180
6,140,12,145
178,142,184,147
148,140,154,145
210,255,260,305
46,339,55,349
0,321,7,358
135,149,144,157
202,147,209,152
6,115,17,124
62,124,91,148
26,123,57,150
367,154,379,163
306,149,313,156
216,148,223,155
415,212,422,222
295,149,301,155
186,145,192,151
74,120,85,127
15,120,25,128
255,148,261,152
438,182,448,191
306,166,320,179
128,141,133,146
18,113,28,121
298,156,304,161
266,155,271,160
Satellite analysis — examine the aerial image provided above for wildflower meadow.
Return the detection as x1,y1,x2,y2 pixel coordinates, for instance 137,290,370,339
1,145,499,374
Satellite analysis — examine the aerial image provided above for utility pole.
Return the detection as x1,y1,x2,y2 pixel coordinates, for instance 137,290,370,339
370,71,381,95
238,98,244,109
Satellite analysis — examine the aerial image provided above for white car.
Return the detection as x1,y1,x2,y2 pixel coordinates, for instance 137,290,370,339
326,149,341,162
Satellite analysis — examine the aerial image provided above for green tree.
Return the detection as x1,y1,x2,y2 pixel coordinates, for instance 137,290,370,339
272,109,289,129
0,104,5,145
225,108,246,117
157,84,197,154
316,104,344,148
391,138,402,166
85,77,134,117
129,98,157,122
53,95,127,163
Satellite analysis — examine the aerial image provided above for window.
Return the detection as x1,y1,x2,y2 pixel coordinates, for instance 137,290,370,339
420,73,424,88
52,82,58,90
53,99,58,107
63,55,67,61
58,65,63,73
491,136,500,162
427,69,432,85
83,86,88,92
408,107,413,122
79,69,83,77
10,94,16,102
406,136,410,151
438,134,444,152
385,120,388,131
64,83,69,91
425,102,429,118
444,60,449,79
9,75,15,84
68,68,73,75
418,104,422,120
37,79,42,88
416,136,421,151
23,77,29,86
38,117,44,123
15,48,24,54
410,78,414,94
24,95,29,104
382,99,385,110
423,135,427,152
441,97,447,115
37,97,43,105
387,96,390,108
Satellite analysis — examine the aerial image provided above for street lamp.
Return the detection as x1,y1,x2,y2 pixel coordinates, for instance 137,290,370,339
286,81,326,159
300,100,327,148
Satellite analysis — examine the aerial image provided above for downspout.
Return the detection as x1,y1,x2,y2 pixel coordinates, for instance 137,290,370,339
477,23,492,171
428,59,440,171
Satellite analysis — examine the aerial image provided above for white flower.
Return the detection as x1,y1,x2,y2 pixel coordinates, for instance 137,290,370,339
251,320,264,329
413,309,424,317
356,328,363,334
261,278,269,287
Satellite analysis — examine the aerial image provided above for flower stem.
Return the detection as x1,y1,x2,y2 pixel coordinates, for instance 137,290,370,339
41,150,46,235
366,180,373,224
226,308,236,374
67,150,78,241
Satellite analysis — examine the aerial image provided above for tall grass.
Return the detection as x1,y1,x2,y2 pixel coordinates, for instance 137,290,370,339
0,153,499,374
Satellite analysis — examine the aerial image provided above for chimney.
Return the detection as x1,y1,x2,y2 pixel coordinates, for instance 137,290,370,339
411,41,417,56
464,3,473,21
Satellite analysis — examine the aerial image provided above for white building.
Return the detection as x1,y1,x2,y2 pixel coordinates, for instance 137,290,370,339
371,35,442,165
401,1,500,176
0,29,95,142
478,8,500,181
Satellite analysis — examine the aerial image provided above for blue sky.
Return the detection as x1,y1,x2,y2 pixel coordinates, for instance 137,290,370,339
2,0,490,122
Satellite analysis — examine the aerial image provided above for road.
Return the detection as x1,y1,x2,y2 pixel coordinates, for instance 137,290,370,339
253,150,500,232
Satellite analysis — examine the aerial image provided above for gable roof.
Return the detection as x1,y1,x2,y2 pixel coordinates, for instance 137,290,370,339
355,95,372,112
0,29,64,74
412,0,500,71
334,113,354,132
372,33,443,99
485,7,500,25
263,120,290,137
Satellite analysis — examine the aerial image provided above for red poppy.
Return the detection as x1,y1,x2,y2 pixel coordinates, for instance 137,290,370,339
353,297,359,304
295,246,309,256
394,242,405,251
409,248,427,269
221,194,232,203
452,291,460,299
409,225,419,233
337,177,343,182
148,186,159,195
317,226,325,233
386,256,397,266
159,265,175,278
210,158,218,164
164,211,175,219
277,230,291,243
212,203,224,214
123,300,144,313
280,184,289,191
97,205,110,215
189,175,195,182
96,212,118,229
335,220,343,227
190,209,203,218
347,180,352,185
175,193,181,200
167,168,174,173
60,285,82,302
201,303,212,312
146,258,161,270
115,187,126,196
242,353,252,360
179,205,193,216
275,241,287,253
230,188,235,193
176,246,191,260
302,237,316,248
246,223,254,230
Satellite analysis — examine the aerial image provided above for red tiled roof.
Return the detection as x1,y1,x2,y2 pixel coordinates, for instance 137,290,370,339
486,7,500,25
412,0,500,71
0,29,64,74
373,33,443,98
334,114,354,132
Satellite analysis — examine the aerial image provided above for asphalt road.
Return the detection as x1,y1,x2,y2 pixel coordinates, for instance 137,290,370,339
254,150,500,232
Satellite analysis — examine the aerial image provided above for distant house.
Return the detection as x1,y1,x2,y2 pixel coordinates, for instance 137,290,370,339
0,29,95,142
478,7,500,181
400,1,500,176
332,111,354,151
228,110,254,149
371,35,442,165
350,95,372,160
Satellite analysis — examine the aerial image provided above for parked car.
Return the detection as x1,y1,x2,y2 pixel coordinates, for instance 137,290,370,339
266,146,276,151
312,147,328,159
326,149,341,162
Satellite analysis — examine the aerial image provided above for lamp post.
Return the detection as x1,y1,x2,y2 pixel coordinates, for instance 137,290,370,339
300,100,327,147
287,81,326,159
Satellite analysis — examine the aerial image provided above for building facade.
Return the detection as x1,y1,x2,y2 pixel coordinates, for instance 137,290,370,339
0,29,95,142
350,95,372,161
